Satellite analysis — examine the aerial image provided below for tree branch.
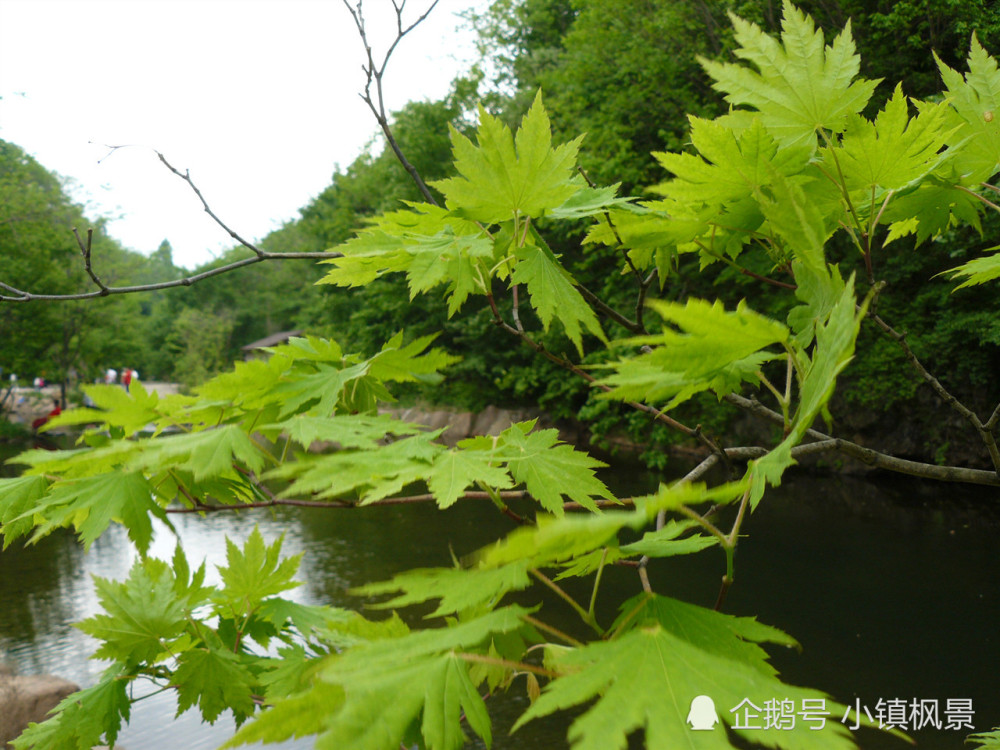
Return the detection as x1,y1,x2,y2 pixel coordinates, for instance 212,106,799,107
867,311,1000,475
341,0,441,205
71,227,109,294
1,152,343,303
724,393,1000,487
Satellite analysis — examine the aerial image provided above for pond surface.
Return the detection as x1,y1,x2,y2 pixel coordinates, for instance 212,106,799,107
0,444,997,749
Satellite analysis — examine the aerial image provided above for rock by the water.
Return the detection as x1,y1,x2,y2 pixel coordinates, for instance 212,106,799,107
0,670,79,746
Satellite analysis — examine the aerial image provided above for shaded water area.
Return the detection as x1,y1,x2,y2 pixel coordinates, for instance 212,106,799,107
0,441,997,749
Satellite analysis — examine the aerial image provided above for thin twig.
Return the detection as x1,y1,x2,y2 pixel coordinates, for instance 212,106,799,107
0,248,341,302
165,489,531,514
576,165,643,285
724,393,1000,486
72,227,109,294
341,0,441,205
867,312,1000,474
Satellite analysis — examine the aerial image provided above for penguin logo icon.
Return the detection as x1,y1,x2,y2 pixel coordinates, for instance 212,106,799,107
687,695,720,730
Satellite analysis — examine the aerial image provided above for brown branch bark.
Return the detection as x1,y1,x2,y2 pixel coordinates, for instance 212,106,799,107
341,0,441,206
867,312,1000,475
1,152,342,303
724,393,1000,487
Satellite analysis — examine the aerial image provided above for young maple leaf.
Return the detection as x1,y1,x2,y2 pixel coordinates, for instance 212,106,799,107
935,33,1000,183
77,560,190,663
516,594,861,750
432,91,584,224
700,0,879,147
509,243,606,354
12,668,131,750
826,85,954,195
497,422,613,514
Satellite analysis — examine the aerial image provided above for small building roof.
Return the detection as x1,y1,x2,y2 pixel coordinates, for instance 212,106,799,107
241,330,303,352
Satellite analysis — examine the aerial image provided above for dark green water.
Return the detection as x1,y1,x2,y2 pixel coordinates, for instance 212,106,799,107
0,443,997,749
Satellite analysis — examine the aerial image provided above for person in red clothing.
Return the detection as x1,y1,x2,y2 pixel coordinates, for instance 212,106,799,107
31,399,61,431
122,368,133,393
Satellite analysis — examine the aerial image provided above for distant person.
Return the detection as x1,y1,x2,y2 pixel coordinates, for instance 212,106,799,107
31,399,61,431
105,368,117,384
122,368,132,392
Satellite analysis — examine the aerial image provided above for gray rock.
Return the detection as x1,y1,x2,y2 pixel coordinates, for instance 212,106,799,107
0,672,79,746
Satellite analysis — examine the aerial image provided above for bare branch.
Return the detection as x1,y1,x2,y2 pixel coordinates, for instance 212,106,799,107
724,393,1000,487
867,311,1000,474
72,227,109,294
341,0,440,204
0,248,342,302
156,153,266,256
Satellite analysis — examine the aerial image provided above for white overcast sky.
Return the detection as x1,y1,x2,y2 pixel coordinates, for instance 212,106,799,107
0,0,486,269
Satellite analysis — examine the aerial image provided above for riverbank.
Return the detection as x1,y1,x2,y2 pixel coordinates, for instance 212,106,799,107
0,383,182,434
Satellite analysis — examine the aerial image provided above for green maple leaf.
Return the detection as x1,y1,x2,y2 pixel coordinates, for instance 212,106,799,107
12,666,131,750
881,179,982,244
264,413,423,451
788,261,847,346
216,527,302,613
427,447,514,508
941,249,1000,289
498,422,613,514
47,381,163,437
267,434,442,503
935,34,1000,183
548,184,631,219
354,561,532,618
173,644,258,724
600,299,787,409
220,680,345,748
828,86,954,194
367,332,461,384
517,594,857,750
477,482,746,571
700,1,879,148
620,520,718,558
967,728,1000,749
234,608,527,750
274,360,371,418
0,475,48,547
134,424,266,482
256,598,347,642
654,117,812,206
478,512,629,570
432,91,584,223
753,277,863,504
19,471,165,553
319,204,491,313
509,243,606,353
312,607,527,750
77,558,189,663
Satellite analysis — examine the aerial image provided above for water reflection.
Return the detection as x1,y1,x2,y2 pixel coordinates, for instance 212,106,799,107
0,460,996,749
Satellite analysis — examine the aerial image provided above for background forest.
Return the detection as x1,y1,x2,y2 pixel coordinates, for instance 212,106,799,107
3,0,1000,467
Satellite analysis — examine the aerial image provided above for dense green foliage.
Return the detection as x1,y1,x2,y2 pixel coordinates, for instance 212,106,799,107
1,3,998,748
